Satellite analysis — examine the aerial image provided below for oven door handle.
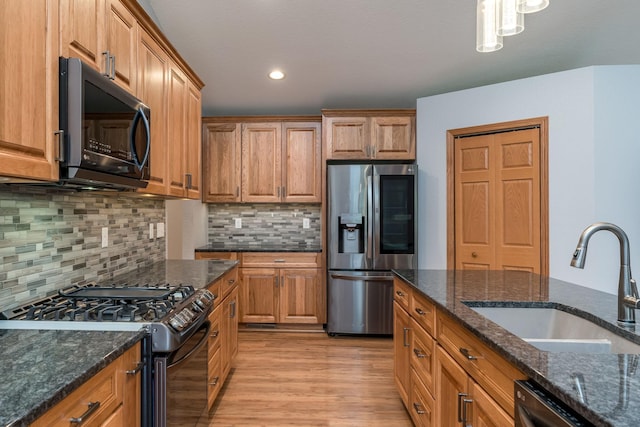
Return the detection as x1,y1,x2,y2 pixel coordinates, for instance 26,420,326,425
167,321,210,369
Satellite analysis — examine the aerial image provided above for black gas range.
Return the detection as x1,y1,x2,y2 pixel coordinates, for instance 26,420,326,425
0,282,216,426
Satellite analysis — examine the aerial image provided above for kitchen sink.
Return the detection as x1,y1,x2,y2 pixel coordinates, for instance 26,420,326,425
467,305,640,354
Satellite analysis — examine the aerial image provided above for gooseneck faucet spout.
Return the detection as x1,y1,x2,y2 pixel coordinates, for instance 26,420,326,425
571,222,640,325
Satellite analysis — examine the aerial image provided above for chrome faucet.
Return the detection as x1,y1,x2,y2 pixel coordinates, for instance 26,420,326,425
570,222,640,325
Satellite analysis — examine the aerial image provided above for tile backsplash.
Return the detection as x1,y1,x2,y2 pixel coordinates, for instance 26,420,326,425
207,203,321,247
0,186,165,312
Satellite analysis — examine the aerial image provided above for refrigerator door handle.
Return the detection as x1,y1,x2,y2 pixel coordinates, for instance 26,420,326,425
330,273,393,281
367,172,374,264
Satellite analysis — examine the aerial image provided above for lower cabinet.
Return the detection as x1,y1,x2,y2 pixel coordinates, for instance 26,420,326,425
206,266,239,410
32,343,142,427
393,277,524,426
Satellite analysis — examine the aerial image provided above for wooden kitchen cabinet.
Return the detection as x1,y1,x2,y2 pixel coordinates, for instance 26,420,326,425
202,117,321,203
239,253,324,324
222,285,239,379
32,343,142,427
0,0,59,182
393,276,523,425
60,0,138,94
322,109,416,160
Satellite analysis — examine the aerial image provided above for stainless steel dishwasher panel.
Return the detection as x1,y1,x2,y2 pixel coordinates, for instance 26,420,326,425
327,270,394,335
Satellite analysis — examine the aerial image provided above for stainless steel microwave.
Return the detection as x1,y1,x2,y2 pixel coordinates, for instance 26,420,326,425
59,57,150,190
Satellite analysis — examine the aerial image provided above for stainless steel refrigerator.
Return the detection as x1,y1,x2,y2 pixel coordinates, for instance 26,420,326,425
327,163,416,335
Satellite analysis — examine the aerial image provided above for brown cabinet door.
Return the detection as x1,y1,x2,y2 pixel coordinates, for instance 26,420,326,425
0,0,59,182
454,128,541,273
185,82,202,199
435,346,470,427
371,116,415,160
241,123,282,202
202,123,241,202
167,63,188,197
471,382,514,427
393,301,411,407
324,116,369,159
105,0,137,93
222,286,239,378
136,28,168,195
61,0,105,72
282,122,321,202
239,268,278,323
279,268,321,323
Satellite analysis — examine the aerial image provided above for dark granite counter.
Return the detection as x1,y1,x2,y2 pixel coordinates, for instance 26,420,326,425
105,259,239,288
393,269,640,427
195,243,322,253
0,260,238,427
0,329,144,427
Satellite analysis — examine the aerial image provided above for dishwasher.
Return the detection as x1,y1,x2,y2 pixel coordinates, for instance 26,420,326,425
514,380,594,426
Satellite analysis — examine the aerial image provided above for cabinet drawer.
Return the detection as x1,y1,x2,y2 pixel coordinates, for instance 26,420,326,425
409,369,436,427
241,252,319,268
410,318,436,393
393,278,411,311
410,291,435,336
436,311,525,417
220,266,239,299
207,278,222,306
32,356,123,427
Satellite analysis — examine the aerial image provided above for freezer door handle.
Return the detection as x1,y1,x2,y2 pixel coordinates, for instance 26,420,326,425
330,273,393,281
367,173,374,263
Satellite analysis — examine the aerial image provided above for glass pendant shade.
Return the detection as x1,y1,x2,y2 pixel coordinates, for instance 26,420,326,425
496,0,524,36
517,0,549,13
476,0,503,52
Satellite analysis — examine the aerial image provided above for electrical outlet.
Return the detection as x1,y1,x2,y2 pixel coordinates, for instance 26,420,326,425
157,223,165,238
101,227,108,248
303,218,310,229
149,223,155,240
235,218,242,228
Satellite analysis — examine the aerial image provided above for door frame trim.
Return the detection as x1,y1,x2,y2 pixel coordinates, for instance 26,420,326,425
446,117,549,275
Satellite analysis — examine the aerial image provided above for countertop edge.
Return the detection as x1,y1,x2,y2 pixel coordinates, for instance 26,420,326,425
194,246,322,253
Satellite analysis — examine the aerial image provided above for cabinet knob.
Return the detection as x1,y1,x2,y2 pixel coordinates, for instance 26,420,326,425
472,252,478,258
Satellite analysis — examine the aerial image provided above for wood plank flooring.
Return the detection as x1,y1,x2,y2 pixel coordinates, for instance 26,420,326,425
197,331,413,427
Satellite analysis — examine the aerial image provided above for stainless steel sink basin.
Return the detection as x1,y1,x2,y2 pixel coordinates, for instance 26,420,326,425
468,306,640,353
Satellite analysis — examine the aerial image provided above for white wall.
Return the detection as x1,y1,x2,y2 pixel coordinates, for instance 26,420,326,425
165,200,208,260
416,65,640,295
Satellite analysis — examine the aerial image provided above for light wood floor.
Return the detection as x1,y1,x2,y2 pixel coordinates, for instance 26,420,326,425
197,331,413,427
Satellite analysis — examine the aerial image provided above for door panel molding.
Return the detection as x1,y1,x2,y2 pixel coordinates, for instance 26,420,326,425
446,117,549,276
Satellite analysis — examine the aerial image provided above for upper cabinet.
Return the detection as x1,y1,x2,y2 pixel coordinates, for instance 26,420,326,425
203,118,321,203
322,109,416,160
60,0,138,93
0,0,59,182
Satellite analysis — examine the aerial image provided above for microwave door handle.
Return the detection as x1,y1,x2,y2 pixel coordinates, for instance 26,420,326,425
130,106,150,171
367,172,374,265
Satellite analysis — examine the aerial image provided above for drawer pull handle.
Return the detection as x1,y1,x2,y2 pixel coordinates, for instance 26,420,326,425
402,327,410,347
70,401,100,424
210,330,219,338
396,290,405,297
413,348,426,359
459,347,477,360
415,307,427,316
209,376,220,386
274,259,286,263
412,402,426,415
126,362,144,375
228,279,236,284
457,393,467,422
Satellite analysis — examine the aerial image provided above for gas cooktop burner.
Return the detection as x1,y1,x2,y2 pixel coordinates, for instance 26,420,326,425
6,283,196,322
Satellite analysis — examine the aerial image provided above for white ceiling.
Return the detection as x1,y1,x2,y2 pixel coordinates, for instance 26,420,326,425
144,0,640,116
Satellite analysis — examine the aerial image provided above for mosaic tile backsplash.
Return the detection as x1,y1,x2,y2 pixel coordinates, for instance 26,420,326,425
0,186,165,312
207,203,321,247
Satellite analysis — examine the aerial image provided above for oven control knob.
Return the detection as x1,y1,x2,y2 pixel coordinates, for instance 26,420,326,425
169,316,185,331
191,302,203,313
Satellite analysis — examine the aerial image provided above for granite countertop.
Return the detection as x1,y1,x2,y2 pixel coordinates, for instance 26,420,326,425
0,329,144,427
195,242,322,253
0,260,238,427
393,269,640,427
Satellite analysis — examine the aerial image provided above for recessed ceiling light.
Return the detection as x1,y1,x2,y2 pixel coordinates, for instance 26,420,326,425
268,70,285,80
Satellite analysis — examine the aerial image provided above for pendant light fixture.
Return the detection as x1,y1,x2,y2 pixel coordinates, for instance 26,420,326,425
476,0,549,52
476,0,503,52
496,0,524,36
517,0,549,13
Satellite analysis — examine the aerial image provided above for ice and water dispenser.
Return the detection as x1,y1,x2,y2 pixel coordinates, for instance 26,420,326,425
338,214,364,254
